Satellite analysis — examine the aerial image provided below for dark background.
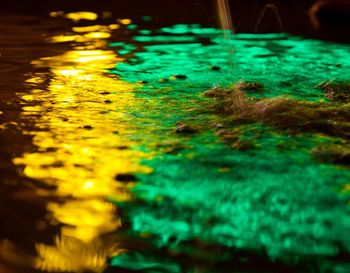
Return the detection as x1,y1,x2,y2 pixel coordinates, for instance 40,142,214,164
0,1,350,40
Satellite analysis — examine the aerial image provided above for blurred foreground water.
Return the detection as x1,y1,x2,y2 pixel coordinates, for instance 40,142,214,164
0,11,350,273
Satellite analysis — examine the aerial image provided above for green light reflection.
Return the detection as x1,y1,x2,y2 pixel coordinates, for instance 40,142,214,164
108,24,350,272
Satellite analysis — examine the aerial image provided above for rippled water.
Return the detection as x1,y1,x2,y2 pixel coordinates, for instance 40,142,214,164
0,11,350,273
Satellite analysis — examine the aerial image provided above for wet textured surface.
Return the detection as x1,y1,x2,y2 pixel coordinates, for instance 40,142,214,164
0,10,350,273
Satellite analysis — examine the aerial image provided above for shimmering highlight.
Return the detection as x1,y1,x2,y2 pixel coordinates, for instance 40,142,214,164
13,23,151,272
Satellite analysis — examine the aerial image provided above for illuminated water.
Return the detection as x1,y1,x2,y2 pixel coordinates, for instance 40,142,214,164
0,12,349,273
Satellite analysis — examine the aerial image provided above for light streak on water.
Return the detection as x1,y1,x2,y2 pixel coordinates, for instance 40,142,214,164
13,16,151,272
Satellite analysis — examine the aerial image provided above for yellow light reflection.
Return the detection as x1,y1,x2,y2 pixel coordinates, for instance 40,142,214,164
66,12,98,22
83,180,95,190
73,25,108,33
118,18,132,25
51,35,79,43
50,25,113,45
49,11,65,18
109,24,120,30
84,32,111,39
57,69,82,76
35,235,125,273
14,22,151,273
47,200,121,242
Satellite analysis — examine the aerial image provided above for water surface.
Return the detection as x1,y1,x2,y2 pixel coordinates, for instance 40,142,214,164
0,11,350,273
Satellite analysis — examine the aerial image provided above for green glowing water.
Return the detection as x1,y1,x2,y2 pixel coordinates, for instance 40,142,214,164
108,25,350,273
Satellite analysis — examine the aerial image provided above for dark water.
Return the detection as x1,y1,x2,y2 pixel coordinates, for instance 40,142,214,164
0,10,350,273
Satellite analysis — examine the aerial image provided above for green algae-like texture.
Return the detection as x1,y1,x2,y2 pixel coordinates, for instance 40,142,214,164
109,25,350,272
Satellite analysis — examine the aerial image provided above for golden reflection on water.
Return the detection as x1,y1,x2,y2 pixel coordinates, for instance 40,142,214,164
118,19,132,25
66,12,98,22
13,17,151,272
